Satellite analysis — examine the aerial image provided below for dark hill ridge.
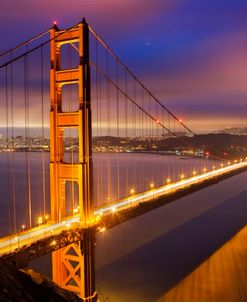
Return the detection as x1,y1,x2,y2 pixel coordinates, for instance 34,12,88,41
164,133,247,149
164,133,247,157
93,134,247,158
0,262,82,302
213,126,247,135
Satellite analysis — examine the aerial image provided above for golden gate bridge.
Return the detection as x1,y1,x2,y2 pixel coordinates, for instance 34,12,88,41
0,19,246,301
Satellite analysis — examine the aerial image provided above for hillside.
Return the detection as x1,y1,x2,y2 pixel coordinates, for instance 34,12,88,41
93,133,247,159
0,262,82,302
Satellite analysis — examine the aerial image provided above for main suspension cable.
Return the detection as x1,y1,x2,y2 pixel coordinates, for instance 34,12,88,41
0,21,80,70
0,28,50,58
90,61,178,137
88,25,195,136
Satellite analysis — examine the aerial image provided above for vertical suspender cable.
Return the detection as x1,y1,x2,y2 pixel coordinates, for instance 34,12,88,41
95,38,100,204
133,78,136,191
40,45,46,217
125,67,128,196
5,66,11,233
95,38,99,138
98,65,102,203
106,48,111,204
10,53,16,232
24,53,32,228
116,60,120,200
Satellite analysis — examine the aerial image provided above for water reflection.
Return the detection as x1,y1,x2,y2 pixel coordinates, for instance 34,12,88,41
159,225,247,302
0,152,217,235
92,153,218,207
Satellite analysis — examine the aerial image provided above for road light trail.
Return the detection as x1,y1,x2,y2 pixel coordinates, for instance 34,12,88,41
0,161,247,256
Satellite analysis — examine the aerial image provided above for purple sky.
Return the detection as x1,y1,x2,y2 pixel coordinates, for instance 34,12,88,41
0,0,246,132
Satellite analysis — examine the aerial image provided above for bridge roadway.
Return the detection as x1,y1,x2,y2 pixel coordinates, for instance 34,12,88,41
0,161,247,258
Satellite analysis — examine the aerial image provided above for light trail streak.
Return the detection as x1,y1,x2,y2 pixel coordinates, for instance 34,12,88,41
0,161,247,256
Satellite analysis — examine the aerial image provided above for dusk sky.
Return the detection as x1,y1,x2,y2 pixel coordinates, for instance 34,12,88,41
0,0,246,132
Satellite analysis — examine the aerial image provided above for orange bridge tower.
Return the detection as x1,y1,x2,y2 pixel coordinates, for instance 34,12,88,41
49,19,96,301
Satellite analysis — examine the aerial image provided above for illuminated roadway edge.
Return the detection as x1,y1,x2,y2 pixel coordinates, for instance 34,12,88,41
0,161,247,257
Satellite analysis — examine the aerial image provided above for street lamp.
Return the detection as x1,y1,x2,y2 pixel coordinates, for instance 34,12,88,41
150,183,155,199
14,236,20,250
111,206,116,213
38,216,43,225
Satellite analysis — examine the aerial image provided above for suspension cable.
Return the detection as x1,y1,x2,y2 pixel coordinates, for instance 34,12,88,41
5,65,11,233
40,44,46,217
90,60,228,163
88,25,195,136
0,28,50,58
10,52,16,232
90,61,178,137
0,21,81,70
24,51,32,229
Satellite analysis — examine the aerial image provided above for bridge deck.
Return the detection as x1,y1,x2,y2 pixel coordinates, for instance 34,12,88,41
1,161,247,263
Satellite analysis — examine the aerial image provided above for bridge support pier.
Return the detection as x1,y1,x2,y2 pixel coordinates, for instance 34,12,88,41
50,19,96,300
52,228,96,301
